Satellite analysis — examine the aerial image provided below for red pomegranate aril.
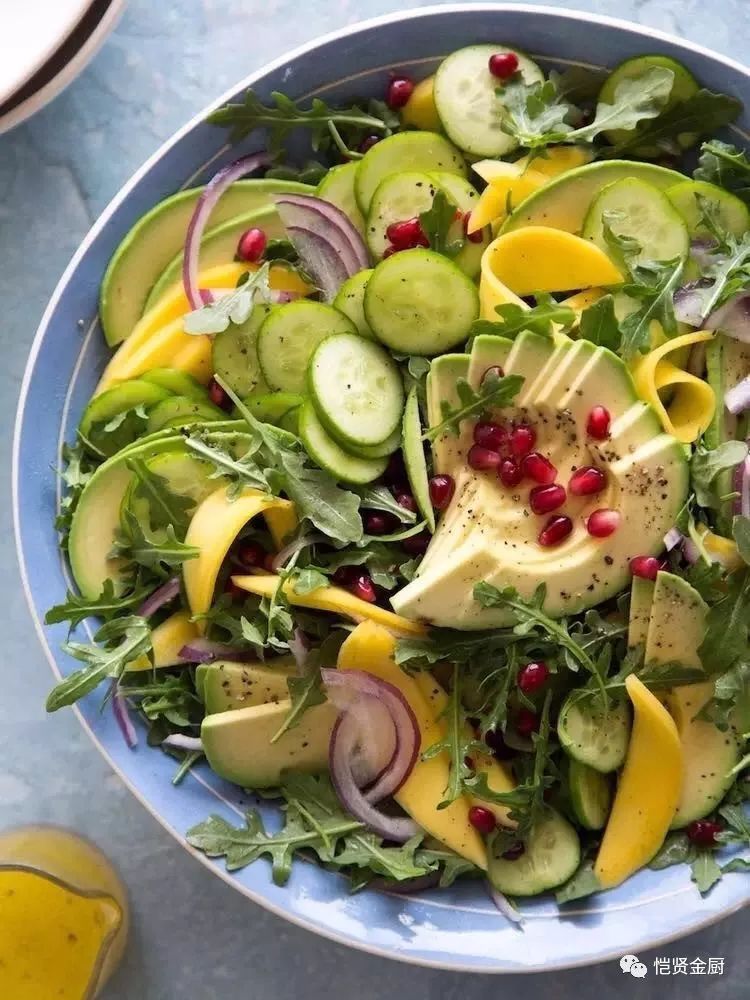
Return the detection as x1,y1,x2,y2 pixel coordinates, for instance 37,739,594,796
463,212,485,243
510,424,537,458
569,466,607,497
501,841,526,861
630,555,661,581
587,405,611,440
515,708,539,737
384,452,407,488
473,420,507,451
498,458,523,488
517,661,550,694
468,806,497,835
386,76,414,109
351,573,377,603
386,217,428,250
402,531,431,556
468,445,502,471
382,245,398,258
359,134,381,154
538,515,574,547
237,541,266,568
429,474,455,510
529,483,567,515
586,508,621,538
364,511,397,535
521,451,557,485
395,491,417,513
237,227,267,262
208,379,230,411
686,819,722,848
485,728,514,760
488,52,520,80
481,365,504,384
332,566,357,587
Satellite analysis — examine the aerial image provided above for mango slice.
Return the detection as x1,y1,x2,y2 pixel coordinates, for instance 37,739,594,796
127,610,198,671
630,330,715,443
482,227,624,297
559,287,606,320
472,147,593,185
696,523,744,571
183,488,297,626
479,249,528,321
595,675,683,889
467,164,549,233
401,75,441,132
232,573,426,637
337,621,487,869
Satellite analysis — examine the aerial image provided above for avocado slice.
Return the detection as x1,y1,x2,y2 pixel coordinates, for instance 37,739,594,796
627,577,655,649
425,352,470,478
645,571,741,827
201,700,337,788
100,179,313,347
197,658,296,714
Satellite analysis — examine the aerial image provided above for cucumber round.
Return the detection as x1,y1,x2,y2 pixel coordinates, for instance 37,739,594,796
488,810,581,897
666,179,750,238
316,162,366,235
430,171,490,279
558,690,631,774
278,406,301,435
567,760,612,831
257,301,357,393
308,333,404,448
333,269,375,338
366,172,438,260
298,399,387,484
140,368,209,401
355,131,466,213
364,248,479,356
241,391,304,425
599,55,699,155
582,177,689,265
146,395,225,434
79,380,172,457
402,386,435,532
433,44,544,158
212,303,272,397
346,424,402,459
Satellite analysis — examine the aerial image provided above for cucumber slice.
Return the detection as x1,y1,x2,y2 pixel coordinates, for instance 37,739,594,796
567,760,612,831
430,172,490,279
316,162,366,235
488,810,581,896
241,391,304,425
599,55,699,155
582,177,689,265
433,44,544,158
346,424,402,459
278,406,301,435
212,304,272,397
666,179,750,238
121,449,220,532
364,249,479,356
140,368,208,401
402,386,435,532
298,399,387,484
355,131,466,213
146,395,226,433
333,269,375,338
258,301,357,393
558,690,631,774
308,333,404,448
366,172,438,260
79,380,172,457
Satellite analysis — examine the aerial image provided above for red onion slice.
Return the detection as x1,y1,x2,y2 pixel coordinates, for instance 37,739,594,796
178,638,255,663
682,537,701,565
276,193,369,272
112,691,138,749
673,284,707,327
706,293,750,342
287,628,310,673
270,532,326,572
663,527,684,552
735,455,750,517
137,576,181,618
488,882,524,924
183,152,272,309
726,377,750,415
283,225,351,302
162,734,204,753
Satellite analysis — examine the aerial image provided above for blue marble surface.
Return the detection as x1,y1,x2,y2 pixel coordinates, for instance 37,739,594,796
1,0,749,995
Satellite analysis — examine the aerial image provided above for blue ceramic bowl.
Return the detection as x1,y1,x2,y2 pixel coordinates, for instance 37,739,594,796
14,4,750,972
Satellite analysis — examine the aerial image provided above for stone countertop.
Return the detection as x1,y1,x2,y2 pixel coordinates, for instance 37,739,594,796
0,1,748,996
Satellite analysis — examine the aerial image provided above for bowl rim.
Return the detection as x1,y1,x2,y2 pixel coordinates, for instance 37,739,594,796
13,3,750,973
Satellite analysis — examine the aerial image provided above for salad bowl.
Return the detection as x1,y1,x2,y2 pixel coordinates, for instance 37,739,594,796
14,4,750,972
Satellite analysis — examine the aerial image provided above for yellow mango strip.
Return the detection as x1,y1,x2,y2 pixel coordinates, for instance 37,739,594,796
127,610,198,671
233,574,426,638
183,488,297,626
338,622,487,869
696,523,744,571
413,673,516,828
169,333,214,384
401,75,441,131
467,163,549,233
595,675,683,889
98,317,212,393
630,330,715,444
482,227,624,297
518,146,594,177
479,248,528,321
559,288,605,321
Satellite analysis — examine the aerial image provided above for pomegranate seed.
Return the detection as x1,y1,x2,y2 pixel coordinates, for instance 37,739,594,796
359,134,381,154
468,445,502,471
518,661,550,694
208,379,230,411
586,405,611,440
468,806,497,835
586,508,621,538
429,474,455,510
482,365,504,384
474,420,507,451
386,76,415,109
488,52,520,80
569,466,607,497
498,458,523,488
630,555,662,581
515,708,539,737
686,819,722,847
502,841,526,861
386,217,429,250
538,515,574,547
463,212,485,243
384,452,407,488
237,541,266,568
395,491,417,513
510,424,536,457
402,530,431,556
485,728,514,759
332,566,357,587
223,579,245,601
237,227,267,262
351,573,377,603
521,451,557,485
529,483,567,515
364,511,398,535
263,553,277,572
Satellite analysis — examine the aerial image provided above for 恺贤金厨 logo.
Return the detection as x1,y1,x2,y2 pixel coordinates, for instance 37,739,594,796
620,954,648,978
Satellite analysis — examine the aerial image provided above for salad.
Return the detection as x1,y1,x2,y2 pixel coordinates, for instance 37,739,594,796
46,44,750,913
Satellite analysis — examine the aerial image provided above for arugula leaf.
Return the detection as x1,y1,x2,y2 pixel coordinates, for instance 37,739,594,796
112,511,200,579
413,847,479,887
469,292,575,341
717,803,750,846
578,294,621,351
126,457,194,536
619,258,684,359
355,485,416,523
183,265,273,335
314,541,404,590
421,665,483,807
266,160,330,186
695,141,750,205
605,90,741,157
649,832,696,870
86,406,150,458
55,441,96,542
698,569,750,675
184,429,267,495
271,667,325,742
292,567,330,595
45,578,152,629
424,372,524,441
121,672,201,728
733,516,750,565
555,861,601,904
698,661,750,733
275,451,363,544
418,189,464,258
692,232,750,320
691,851,724,894
721,857,750,875
47,616,152,711
691,441,749,508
